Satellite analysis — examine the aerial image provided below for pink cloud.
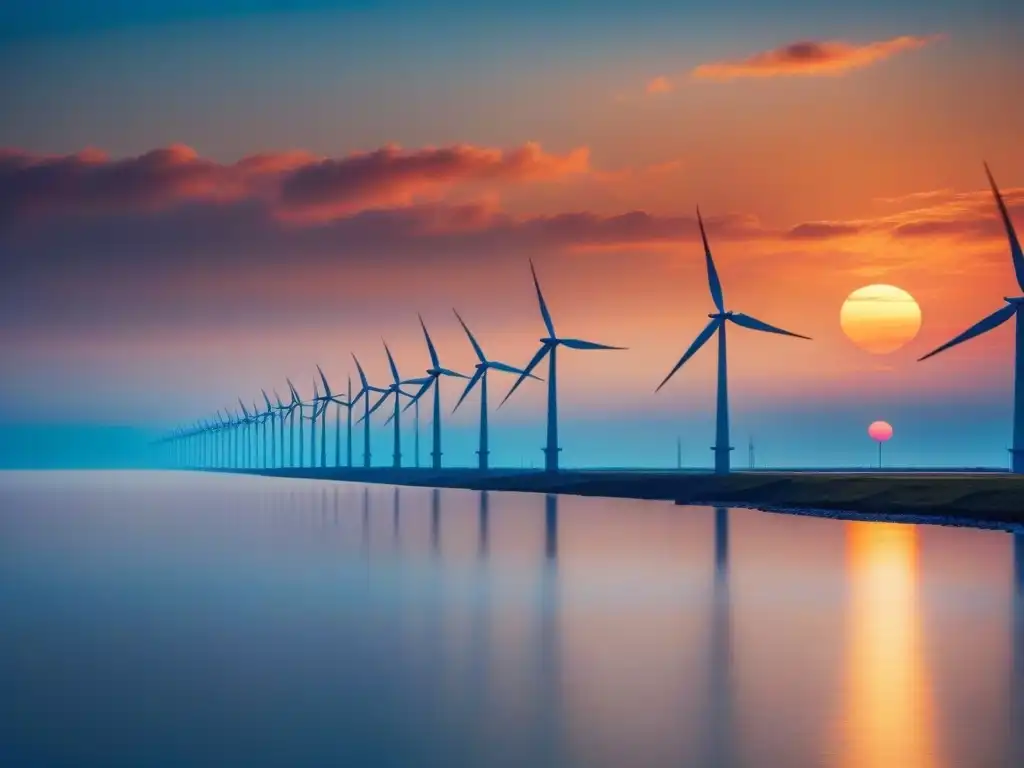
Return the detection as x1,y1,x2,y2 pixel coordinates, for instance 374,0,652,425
0,142,590,223
692,34,944,81
645,76,674,94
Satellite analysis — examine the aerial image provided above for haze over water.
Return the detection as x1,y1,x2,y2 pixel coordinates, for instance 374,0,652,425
1,472,1021,767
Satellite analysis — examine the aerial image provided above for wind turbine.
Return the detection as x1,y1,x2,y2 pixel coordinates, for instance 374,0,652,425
351,354,391,468
251,399,261,467
238,398,254,468
366,341,428,469
260,390,275,469
225,409,238,468
271,390,288,468
500,260,625,472
306,379,324,468
286,378,303,468
215,410,229,468
655,208,811,475
317,366,353,469
452,309,535,470
919,164,1024,473
403,315,468,470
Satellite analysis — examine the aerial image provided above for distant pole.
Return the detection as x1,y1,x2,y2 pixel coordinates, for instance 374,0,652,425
878,441,882,469
748,436,754,469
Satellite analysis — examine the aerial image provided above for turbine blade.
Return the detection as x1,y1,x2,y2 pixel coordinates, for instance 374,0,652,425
728,312,811,340
438,367,469,379
419,314,441,369
453,309,487,362
984,163,1024,293
383,341,400,384
499,344,550,407
529,259,556,337
697,207,725,313
453,368,485,413
487,361,541,379
368,392,391,416
383,410,396,427
317,365,332,397
403,378,434,412
656,317,721,392
559,338,626,350
918,303,1017,361
351,354,369,388
262,389,272,411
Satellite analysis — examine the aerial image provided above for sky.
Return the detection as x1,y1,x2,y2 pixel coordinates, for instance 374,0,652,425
1,0,1023,468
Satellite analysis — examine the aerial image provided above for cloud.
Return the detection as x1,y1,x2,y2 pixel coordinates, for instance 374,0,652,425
645,76,674,94
784,221,867,240
278,143,589,219
0,142,589,224
1,141,1022,340
691,34,944,81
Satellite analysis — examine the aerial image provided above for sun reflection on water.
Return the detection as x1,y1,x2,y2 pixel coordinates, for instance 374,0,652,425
837,522,941,768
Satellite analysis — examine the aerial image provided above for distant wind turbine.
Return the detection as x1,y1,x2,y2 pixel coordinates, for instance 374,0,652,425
367,341,428,468
251,400,261,467
229,408,242,468
286,378,303,468
306,379,324,467
272,389,288,468
352,354,391,468
403,315,468,470
317,366,352,469
656,208,811,475
238,398,254,469
501,260,625,472
919,164,1024,473
215,410,229,468
453,309,536,470
260,390,274,469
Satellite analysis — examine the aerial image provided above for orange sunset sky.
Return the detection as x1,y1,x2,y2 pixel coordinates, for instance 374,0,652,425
0,0,1022,467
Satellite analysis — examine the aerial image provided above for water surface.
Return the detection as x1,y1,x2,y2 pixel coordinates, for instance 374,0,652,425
1,471,1021,767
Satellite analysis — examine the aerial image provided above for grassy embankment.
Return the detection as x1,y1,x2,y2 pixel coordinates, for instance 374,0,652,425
237,468,1024,525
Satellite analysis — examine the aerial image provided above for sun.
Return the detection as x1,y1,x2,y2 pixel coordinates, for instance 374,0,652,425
840,284,922,355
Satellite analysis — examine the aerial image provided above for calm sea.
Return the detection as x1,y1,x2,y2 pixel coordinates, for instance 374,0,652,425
1,471,1020,767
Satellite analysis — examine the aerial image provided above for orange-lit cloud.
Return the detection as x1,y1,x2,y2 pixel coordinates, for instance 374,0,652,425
646,76,674,94
691,34,944,81
0,142,590,223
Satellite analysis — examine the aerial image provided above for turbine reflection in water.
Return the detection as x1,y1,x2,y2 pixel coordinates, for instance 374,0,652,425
431,489,440,556
392,487,400,547
838,523,940,768
361,486,370,555
1013,534,1023,766
700,507,737,767
478,490,490,559
538,493,565,764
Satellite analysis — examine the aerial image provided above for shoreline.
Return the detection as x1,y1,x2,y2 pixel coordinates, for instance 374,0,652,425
222,467,1024,528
